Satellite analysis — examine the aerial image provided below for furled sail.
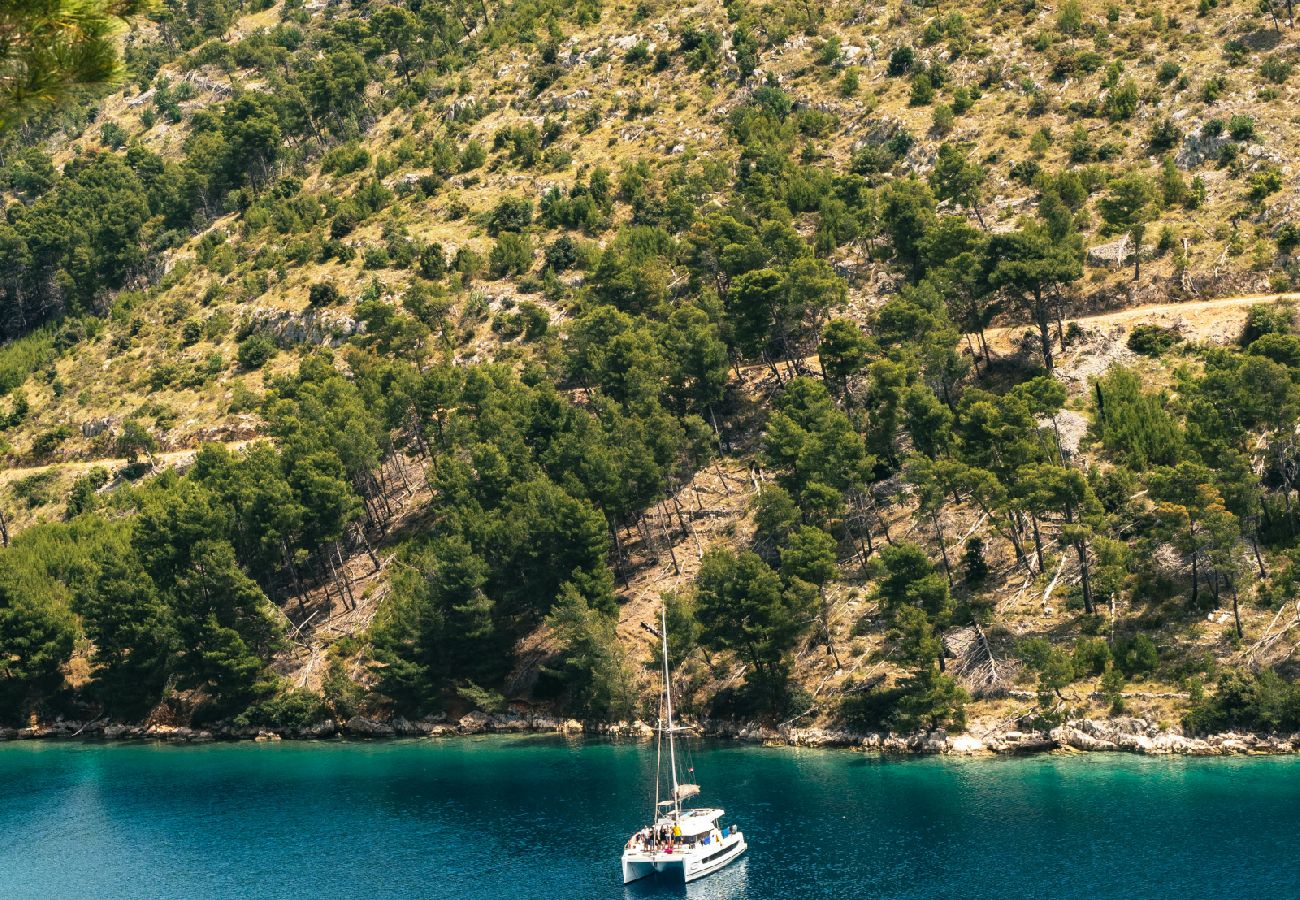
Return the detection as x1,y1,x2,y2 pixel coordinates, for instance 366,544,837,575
674,783,700,801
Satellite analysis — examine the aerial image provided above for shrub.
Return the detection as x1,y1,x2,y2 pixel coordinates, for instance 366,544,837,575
1148,117,1181,153
962,537,989,585
1184,669,1300,734
1105,78,1139,120
459,140,487,172
236,331,278,370
1228,114,1255,141
308,281,341,307
1100,666,1127,713
418,243,447,279
234,690,329,729
909,72,935,105
1126,324,1181,356
931,103,954,135
487,196,533,235
1241,302,1294,345
1114,634,1158,677
1260,55,1293,85
1248,166,1283,203
544,235,580,272
320,142,371,175
887,45,915,76
488,233,533,278
1072,637,1112,677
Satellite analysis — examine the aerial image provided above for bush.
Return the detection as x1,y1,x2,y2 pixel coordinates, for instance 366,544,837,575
887,45,915,76
487,197,533,235
1228,114,1255,141
1260,55,1293,85
909,72,934,105
1105,78,1139,120
1114,634,1158,677
1072,637,1112,677
308,281,341,307
320,142,371,175
234,690,329,729
544,235,580,272
1127,324,1181,356
236,332,278,370
931,103,954,135
841,682,906,731
488,233,533,278
1184,669,1300,734
1148,117,1181,153
459,140,487,172
1202,75,1227,103
1247,167,1283,203
1241,302,1294,345
962,537,989,585
889,667,968,732
418,243,447,279
1100,666,1127,713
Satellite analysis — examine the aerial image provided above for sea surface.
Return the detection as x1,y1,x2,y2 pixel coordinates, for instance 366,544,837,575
2,736,1298,899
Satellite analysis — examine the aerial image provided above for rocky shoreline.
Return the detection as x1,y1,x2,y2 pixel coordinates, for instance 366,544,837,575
4,713,1298,757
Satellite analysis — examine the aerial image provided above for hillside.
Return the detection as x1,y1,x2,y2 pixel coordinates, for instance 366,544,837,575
2,0,1300,740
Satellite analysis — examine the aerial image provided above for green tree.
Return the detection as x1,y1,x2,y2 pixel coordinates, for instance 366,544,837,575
930,143,988,230
1014,463,1102,614
985,227,1083,372
0,0,146,128
695,548,815,713
780,524,841,667
1098,171,1160,281
77,550,176,718
544,585,635,720
881,177,937,282
818,317,873,397
762,377,874,521
1150,462,1241,622
0,574,76,720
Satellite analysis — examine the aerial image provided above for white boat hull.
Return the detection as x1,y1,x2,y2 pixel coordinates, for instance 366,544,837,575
622,831,747,884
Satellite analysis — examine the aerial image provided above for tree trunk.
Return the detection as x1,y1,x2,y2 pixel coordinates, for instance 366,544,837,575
1029,513,1045,573
1076,538,1094,616
1034,290,1054,372
821,586,842,670
282,539,306,611
932,512,954,586
1190,552,1199,607
1230,578,1243,639
1251,525,1268,579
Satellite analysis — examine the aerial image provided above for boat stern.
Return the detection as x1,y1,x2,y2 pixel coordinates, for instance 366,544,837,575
622,856,656,884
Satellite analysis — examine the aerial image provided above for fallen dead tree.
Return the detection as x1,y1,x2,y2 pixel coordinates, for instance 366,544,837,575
944,622,1015,697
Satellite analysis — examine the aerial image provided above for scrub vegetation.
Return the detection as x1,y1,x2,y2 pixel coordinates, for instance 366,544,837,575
1,0,1300,737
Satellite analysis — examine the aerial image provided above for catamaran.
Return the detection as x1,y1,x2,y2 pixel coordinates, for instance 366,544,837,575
620,606,747,884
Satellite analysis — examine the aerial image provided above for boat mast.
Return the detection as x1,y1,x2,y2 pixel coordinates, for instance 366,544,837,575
653,685,662,824
661,604,680,815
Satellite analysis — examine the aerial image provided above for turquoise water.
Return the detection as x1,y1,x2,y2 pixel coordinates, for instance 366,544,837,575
2,737,1298,899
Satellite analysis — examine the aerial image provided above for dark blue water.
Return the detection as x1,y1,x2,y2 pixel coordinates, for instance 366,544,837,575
2,737,1297,899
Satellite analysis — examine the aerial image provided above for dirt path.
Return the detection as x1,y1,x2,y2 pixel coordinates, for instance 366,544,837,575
0,441,257,486
982,292,1300,354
